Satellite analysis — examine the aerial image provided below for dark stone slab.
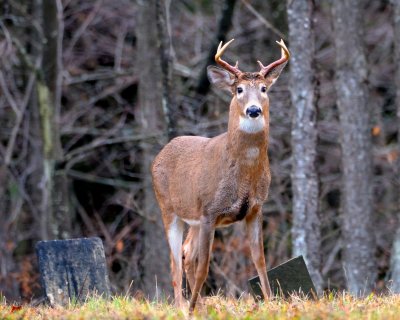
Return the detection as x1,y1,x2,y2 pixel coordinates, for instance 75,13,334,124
36,237,110,306
248,255,317,300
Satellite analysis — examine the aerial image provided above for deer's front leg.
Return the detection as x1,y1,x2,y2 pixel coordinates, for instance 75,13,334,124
246,210,272,300
188,219,214,312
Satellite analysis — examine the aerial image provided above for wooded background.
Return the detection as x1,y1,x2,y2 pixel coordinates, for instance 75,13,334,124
0,0,399,302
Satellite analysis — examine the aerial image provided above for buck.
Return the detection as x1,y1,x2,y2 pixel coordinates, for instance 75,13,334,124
151,39,290,312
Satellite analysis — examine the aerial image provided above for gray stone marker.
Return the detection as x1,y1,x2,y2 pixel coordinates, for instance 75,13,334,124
248,255,317,300
36,237,111,306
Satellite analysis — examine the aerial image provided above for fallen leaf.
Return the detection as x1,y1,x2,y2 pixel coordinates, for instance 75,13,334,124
372,126,381,136
10,305,22,313
387,150,398,164
115,240,124,253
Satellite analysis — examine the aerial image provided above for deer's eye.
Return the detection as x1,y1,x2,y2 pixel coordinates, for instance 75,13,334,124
237,87,243,94
261,86,267,93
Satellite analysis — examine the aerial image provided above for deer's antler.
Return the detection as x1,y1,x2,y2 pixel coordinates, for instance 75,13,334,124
215,39,242,77
258,39,290,77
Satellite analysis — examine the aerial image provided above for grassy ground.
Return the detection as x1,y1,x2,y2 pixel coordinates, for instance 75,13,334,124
1,293,400,319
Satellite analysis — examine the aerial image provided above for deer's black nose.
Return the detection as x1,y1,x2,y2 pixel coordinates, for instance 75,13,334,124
246,106,262,118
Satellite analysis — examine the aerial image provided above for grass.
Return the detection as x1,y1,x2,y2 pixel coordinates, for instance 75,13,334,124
1,293,400,319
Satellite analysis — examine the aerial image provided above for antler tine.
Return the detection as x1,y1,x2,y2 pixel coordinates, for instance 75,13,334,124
258,39,290,77
215,39,242,77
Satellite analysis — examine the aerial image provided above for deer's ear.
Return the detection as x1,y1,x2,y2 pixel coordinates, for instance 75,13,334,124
207,66,235,91
263,62,288,88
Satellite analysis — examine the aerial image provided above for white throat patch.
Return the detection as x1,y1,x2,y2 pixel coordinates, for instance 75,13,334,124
246,147,260,159
239,116,265,133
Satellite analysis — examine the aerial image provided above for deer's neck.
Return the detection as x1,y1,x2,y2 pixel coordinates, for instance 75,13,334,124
226,109,269,164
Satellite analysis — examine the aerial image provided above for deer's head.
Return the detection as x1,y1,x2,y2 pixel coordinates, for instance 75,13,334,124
207,39,290,134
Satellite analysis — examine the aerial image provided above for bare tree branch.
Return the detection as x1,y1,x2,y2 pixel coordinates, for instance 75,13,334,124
67,169,139,189
64,0,103,61
241,0,286,40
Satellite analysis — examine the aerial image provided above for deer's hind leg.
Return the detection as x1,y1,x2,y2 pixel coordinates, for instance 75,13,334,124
182,226,200,293
162,212,185,307
153,175,185,307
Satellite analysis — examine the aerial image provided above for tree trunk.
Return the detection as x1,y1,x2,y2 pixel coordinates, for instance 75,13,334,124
136,0,172,299
331,0,375,295
155,0,177,140
195,0,237,97
389,0,400,293
37,0,71,239
288,0,323,293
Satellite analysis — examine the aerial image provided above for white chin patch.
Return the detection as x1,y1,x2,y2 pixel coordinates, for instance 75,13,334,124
239,116,265,133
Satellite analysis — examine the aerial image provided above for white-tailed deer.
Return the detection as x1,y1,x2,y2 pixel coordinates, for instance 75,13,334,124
151,39,290,312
